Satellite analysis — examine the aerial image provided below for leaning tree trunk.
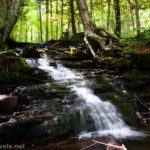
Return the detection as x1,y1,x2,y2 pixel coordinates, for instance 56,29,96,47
75,0,118,58
0,0,21,43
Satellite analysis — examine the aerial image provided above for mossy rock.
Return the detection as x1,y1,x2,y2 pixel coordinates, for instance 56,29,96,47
93,75,114,93
20,46,41,58
69,32,84,43
93,74,136,123
0,52,30,84
130,51,150,70
96,56,131,71
122,70,150,89
0,43,8,52
100,92,135,124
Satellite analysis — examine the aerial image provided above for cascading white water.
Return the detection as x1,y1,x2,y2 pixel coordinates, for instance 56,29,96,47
27,58,145,138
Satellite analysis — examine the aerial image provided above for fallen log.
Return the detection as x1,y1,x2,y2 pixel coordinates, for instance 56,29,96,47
93,140,127,150
80,136,127,150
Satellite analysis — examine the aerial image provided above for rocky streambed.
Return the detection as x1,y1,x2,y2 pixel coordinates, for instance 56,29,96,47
0,41,150,149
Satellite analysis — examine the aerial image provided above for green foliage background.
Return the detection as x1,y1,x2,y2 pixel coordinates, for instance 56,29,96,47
10,0,150,42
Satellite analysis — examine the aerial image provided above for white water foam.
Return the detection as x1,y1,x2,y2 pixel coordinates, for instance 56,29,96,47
27,58,146,139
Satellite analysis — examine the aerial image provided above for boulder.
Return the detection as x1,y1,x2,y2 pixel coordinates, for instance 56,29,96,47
0,52,30,84
14,47,23,54
49,61,57,68
131,51,150,70
0,94,18,110
20,46,41,58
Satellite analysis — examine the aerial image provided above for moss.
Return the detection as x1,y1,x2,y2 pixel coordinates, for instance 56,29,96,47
94,75,114,93
123,70,150,89
130,51,150,70
92,72,136,123
0,43,8,51
138,29,150,45
100,92,135,123
96,55,131,72
0,52,30,84
69,32,84,43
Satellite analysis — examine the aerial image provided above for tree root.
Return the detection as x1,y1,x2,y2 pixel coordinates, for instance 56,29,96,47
84,27,119,58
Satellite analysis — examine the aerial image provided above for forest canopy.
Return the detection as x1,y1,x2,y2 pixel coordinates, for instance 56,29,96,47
9,0,150,43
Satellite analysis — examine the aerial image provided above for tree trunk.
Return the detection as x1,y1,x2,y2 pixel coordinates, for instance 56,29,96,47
107,0,111,30
100,0,104,26
31,24,33,42
75,0,118,58
135,0,140,35
70,0,77,35
0,0,21,43
45,0,49,41
19,17,23,41
56,0,59,39
113,0,121,38
128,0,135,30
50,0,53,39
61,0,64,35
37,0,43,42
25,22,30,42
90,0,93,18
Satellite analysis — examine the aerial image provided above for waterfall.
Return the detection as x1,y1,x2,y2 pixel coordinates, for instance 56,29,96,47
27,58,145,138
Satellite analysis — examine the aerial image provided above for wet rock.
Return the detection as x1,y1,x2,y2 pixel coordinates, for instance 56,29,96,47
29,68,50,82
0,118,9,124
136,111,150,126
14,47,23,54
0,62,50,85
0,43,8,51
21,46,41,58
0,51,18,57
130,51,150,71
46,109,82,137
0,94,18,110
49,61,57,68
122,70,150,89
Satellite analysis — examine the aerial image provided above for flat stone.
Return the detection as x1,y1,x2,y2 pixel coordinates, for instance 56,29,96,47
0,94,18,110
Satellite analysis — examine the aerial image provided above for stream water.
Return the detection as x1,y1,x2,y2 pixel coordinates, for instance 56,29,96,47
0,56,149,150
27,58,145,139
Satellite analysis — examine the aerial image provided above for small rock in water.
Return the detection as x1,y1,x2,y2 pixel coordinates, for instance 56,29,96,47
15,47,23,54
49,61,57,68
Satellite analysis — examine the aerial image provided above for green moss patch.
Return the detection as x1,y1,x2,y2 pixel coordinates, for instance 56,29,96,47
0,52,30,84
123,70,150,89
100,92,135,123
130,51,150,70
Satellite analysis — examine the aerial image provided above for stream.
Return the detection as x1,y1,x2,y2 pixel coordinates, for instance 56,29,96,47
0,55,150,149
27,58,144,138
26,56,149,149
